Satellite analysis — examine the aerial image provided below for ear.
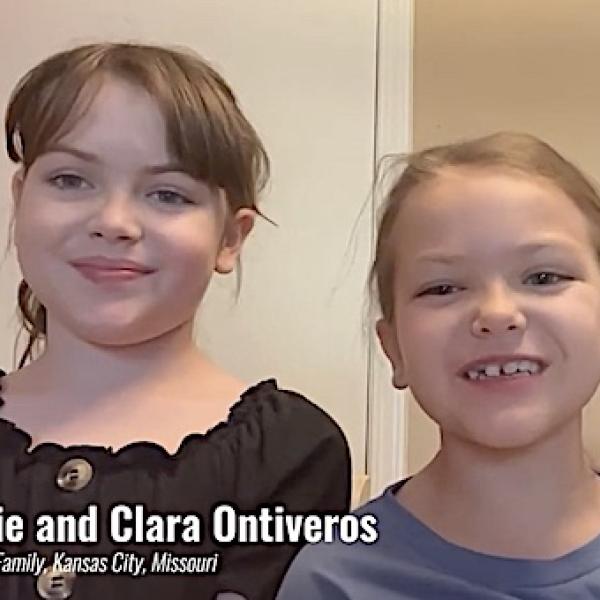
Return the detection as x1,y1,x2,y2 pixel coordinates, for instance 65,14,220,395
11,168,25,210
215,208,256,274
376,318,408,390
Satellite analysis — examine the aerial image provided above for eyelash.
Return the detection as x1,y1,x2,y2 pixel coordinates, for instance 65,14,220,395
148,189,194,206
417,271,574,297
48,173,90,190
47,175,194,206
417,284,459,297
524,271,574,286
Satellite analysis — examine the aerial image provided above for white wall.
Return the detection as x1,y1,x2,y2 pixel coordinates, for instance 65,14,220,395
0,1,380,474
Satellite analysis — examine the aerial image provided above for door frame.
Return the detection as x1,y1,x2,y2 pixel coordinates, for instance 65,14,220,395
367,0,414,496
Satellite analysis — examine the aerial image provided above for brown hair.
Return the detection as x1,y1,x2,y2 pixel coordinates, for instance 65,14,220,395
5,42,270,368
372,131,600,321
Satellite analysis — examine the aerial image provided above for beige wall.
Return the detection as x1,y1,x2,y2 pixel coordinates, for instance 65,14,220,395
409,0,600,473
0,1,378,473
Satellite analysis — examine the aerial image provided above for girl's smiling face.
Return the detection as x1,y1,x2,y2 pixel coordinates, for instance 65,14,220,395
12,77,253,346
377,167,600,449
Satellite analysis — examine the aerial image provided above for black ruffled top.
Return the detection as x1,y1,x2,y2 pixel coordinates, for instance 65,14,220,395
0,371,351,600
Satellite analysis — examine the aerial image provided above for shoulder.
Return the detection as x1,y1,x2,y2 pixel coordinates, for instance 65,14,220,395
230,379,348,446
228,378,351,474
276,494,390,599
207,380,351,510
277,486,420,600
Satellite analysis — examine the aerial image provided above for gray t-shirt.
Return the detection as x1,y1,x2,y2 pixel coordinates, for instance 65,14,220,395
276,481,600,599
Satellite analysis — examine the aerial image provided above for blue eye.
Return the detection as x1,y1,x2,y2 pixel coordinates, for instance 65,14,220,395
418,284,461,297
525,271,573,285
150,189,193,206
49,173,90,190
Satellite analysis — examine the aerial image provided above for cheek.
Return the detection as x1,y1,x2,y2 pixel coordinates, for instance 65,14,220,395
153,226,223,282
14,212,46,274
396,307,458,366
163,235,219,263
14,193,66,254
544,288,600,349
157,211,223,255
14,222,60,285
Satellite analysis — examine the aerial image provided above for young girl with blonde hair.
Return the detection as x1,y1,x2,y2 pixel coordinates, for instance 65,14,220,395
278,132,600,598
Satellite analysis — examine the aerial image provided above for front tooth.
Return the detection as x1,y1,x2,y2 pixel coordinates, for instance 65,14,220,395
484,364,501,377
518,360,542,373
467,370,479,380
502,361,519,375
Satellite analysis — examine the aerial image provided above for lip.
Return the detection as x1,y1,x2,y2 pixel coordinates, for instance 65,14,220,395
458,354,548,377
70,256,155,273
70,256,155,284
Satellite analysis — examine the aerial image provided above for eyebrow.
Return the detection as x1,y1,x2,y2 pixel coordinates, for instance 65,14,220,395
43,144,188,175
415,239,583,264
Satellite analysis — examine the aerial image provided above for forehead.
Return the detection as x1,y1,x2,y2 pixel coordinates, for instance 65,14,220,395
392,167,596,260
54,77,169,158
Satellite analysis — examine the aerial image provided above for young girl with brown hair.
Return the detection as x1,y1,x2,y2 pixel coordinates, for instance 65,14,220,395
1,43,350,600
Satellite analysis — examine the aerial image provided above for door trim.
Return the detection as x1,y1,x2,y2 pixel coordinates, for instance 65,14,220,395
367,0,414,497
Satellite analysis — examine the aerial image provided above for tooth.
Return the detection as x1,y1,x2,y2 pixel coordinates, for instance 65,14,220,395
467,359,542,380
484,364,501,377
519,360,541,373
502,361,519,375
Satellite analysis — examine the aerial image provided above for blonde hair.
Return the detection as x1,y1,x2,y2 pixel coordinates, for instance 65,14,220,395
5,42,270,367
372,132,600,321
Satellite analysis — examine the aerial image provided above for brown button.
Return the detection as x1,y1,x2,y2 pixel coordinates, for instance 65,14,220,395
36,565,75,599
56,458,94,492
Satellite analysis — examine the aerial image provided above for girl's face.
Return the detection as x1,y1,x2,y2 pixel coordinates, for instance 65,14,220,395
12,77,253,346
377,167,600,450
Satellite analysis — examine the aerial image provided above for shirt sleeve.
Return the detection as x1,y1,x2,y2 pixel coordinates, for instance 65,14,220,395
212,383,351,600
275,545,350,600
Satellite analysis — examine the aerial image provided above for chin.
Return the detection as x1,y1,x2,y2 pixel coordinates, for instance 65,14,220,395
458,416,571,452
469,431,546,452
65,315,183,347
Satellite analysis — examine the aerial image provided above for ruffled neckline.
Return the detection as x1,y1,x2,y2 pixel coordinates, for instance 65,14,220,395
0,369,279,464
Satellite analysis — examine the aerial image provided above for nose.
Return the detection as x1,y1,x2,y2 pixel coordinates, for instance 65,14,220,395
87,191,143,242
471,280,526,337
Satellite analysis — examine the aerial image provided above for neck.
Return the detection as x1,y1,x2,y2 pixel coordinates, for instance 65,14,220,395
20,316,209,398
401,417,600,557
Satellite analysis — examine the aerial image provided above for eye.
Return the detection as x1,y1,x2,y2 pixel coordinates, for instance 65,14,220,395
149,189,193,206
417,284,461,297
49,173,91,190
524,271,573,285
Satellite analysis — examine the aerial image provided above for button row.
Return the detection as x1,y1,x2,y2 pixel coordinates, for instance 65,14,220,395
37,457,94,597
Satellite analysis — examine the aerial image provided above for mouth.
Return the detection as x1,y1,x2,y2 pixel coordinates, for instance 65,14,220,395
459,355,548,382
70,257,155,283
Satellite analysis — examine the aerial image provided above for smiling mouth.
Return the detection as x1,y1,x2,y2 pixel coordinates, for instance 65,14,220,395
73,265,152,283
461,359,547,382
